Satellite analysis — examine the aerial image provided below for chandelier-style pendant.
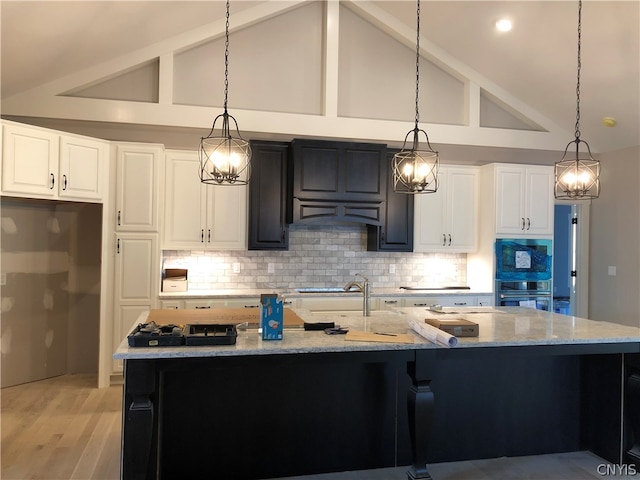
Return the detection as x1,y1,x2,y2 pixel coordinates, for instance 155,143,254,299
393,127,439,193
199,110,251,185
554,0,600,200
555,138,600,199
392,0,439,194
198,0,251,186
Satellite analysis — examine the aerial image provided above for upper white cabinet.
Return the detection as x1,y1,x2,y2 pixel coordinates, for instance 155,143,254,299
59,135,107,200
115,143,163,232
163,150,247,250
493,164,554,236
2,122,107,202
414,166,478,252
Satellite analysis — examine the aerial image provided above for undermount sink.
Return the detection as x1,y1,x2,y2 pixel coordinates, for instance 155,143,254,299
295,287,360,293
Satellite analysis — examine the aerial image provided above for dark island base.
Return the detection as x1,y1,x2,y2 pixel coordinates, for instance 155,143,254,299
122,347,634,480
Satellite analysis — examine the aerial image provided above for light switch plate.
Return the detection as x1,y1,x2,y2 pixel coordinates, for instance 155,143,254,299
608,266,617,276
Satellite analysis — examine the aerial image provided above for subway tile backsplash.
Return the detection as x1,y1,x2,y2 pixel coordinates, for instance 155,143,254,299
162,224,467,290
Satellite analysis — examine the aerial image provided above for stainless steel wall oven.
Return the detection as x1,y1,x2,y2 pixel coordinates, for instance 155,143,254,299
495,239,553,311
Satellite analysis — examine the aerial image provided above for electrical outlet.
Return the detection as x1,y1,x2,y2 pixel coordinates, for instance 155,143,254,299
389,264,396,274
608,266,617,276
267,263,275,274
233,263,241,273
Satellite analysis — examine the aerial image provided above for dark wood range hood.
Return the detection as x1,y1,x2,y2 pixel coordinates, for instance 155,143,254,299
290,138,387,226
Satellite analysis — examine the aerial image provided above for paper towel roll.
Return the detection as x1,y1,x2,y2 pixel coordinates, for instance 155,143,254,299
408,319,458,348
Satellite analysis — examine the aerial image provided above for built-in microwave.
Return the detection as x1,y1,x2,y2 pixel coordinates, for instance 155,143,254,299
495,238,552,281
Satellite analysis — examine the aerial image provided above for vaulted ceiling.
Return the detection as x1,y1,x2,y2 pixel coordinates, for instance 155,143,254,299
1,1,638,155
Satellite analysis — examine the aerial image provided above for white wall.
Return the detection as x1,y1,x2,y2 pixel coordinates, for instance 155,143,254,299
589,146,640,327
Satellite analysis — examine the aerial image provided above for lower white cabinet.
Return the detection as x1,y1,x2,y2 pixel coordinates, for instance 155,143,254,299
402,295,480,308
376,297,402,310
113,233,159,372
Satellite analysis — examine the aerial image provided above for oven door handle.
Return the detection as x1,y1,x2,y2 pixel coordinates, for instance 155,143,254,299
499,293,552,299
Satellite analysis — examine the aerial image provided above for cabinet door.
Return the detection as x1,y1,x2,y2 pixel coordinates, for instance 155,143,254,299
2,123,59,197
414,166,477,252
163,151,207,248
114,234,158,303
367,151,414,252
248,141,289,250
206,184,247,249
495,165,526,235
525,166,554,235
292,139,386,202
447,167,478,251
115,144,162,231
59,135,107,201
113,233,159,371
414,176,447,251
403,296,477,307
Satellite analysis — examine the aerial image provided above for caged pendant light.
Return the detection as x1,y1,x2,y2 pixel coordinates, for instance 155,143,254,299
199,0,251,186
392,0,439,194
554,0,600,200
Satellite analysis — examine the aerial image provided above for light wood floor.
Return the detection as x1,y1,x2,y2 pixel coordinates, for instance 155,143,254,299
1,374,636,480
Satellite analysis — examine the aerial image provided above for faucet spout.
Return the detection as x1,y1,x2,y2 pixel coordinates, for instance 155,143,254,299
355,273,371,317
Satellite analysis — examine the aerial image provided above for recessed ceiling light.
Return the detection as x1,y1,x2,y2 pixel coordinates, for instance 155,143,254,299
602,116,617,127
496,18,512,32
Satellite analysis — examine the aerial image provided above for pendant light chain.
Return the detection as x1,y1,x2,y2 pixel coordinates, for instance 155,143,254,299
574,0,582,141
413,0,421,130
223,0,230,113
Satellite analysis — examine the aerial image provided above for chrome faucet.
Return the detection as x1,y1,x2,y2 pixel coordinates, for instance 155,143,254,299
344,273,371,316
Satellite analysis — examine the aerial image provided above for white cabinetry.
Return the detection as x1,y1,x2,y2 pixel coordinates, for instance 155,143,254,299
414,166,478,252
403,295,480,308
112,233,159,371
2,122,107,202
376,297,402,310
115,143,163,231
477,294,494,306
163,150,247,250
494,164,554,236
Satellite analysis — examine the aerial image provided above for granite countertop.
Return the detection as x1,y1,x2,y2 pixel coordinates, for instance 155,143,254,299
159,287,491,299
113,307,640,360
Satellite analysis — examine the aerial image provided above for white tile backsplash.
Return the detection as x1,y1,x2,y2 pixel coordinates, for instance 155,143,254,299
162,224,467,290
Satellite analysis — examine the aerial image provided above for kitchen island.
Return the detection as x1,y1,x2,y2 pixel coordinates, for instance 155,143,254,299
114,307,640,480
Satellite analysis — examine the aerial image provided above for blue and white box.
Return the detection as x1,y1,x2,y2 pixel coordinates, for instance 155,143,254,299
260,293,283,340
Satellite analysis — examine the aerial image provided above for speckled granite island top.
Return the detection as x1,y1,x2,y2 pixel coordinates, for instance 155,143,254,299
113,307,640,360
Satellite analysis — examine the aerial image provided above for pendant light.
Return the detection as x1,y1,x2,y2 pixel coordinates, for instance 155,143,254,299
554,0,599,200
199,0,251,185
393,0,439,194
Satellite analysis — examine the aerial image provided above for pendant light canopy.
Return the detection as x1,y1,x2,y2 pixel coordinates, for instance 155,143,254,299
555,0,599,200
393,0,439,194
199,0,251,186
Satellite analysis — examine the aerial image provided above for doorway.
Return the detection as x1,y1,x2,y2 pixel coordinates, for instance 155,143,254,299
553,203,590,317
